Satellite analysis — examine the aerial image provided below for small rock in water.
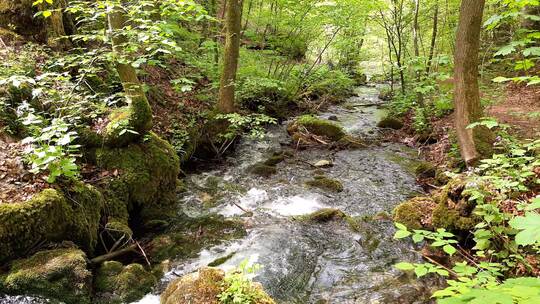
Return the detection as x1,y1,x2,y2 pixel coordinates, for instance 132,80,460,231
328,115,339,121
314,160,333,168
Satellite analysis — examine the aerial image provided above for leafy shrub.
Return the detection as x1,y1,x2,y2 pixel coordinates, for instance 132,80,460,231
267,35,308,60
237,77,294,118
293,66,354,103
394,138,540,302
218,260,266,304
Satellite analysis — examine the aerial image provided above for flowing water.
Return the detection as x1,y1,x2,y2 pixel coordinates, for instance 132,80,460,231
135,85,435,304
1,85,436,304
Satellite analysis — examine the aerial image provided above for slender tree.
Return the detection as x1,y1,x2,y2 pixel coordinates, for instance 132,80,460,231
426,1,439,74
107,1,153,144
217,0,243,114
454,0,494,166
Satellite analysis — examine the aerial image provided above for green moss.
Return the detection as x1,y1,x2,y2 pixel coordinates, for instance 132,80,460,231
431,202,477,231
415,162,437,179
2,248,91,304
296,208,360,232
263,153,286,166
95,262,157,304
148,215,246,264
249,163,278,177
0,190,70,263
0,183,104,264
305,176,344,193
96,132,180,227
377,116,404,130
289,115,346,141
393,197,434,230
161,267,276,304
65,183,105,254
207,252,235,267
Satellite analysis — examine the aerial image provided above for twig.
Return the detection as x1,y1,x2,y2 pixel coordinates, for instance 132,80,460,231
135,240,151,267
90,244,137,265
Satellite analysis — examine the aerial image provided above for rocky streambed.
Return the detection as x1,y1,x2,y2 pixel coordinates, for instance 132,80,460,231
136,85,436,304
0,85,436,304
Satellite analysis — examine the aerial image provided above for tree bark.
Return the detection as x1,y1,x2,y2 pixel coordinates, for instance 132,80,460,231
107,2,153,144
426,1,439,74
454,0,493,166
217,0,243,114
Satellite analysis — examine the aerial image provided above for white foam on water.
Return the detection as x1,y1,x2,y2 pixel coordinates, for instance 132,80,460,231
131,294,160,304
219,188,268,216
268,194,325,216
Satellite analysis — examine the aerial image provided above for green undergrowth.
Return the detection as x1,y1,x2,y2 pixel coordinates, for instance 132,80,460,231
393,138,540,303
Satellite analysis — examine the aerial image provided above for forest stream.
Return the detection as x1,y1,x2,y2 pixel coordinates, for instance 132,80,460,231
0,85,436,304
133,85,435,304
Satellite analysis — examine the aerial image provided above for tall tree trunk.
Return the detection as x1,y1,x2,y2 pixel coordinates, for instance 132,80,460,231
412,0,423,105
217,0,243,114
454,0,493,166
106,2,152,145
426,1,439,74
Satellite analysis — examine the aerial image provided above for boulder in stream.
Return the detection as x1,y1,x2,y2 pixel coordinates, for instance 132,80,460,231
160,267,275,304
94,261,157,304
0,248,92,304
288,115,346,142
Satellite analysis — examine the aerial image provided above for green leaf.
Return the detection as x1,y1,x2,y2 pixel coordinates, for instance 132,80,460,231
395,262,414,271
443,245,457,256
509,213,540,246
394,230,412,239
492,76,510,83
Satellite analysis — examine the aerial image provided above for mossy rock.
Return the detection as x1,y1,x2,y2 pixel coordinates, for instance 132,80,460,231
161,267,276,304
415,162,437,179
393,197,436,230
95,261,157,304
288,115,346,141
147,215,246,264
377,116,404,130
305,176,344,193
0,184,104,264
96,132,180,228
263,152,287,166
249,163,278,177
0,0,46,41
296,208,360,232
1,248,92,304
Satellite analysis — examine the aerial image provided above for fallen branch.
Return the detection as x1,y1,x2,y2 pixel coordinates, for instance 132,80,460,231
90,244,137,265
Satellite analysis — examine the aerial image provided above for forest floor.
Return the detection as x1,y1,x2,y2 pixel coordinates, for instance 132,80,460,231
390,83,540,169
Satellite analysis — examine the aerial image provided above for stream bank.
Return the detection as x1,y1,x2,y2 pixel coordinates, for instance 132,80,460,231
0,85,438,304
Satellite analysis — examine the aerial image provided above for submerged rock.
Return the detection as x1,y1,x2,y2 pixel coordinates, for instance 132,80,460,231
305,175,344,193
287,115,346,141
296,208,360,232
249,163,278,177
161,267,275,304
94,261,157,304
0,248,92,304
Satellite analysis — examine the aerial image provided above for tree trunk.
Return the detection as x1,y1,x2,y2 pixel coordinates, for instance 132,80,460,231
412,0,423,105
426,1,439,74
217,0,243,114
454,0,494,166
106,2,153,144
